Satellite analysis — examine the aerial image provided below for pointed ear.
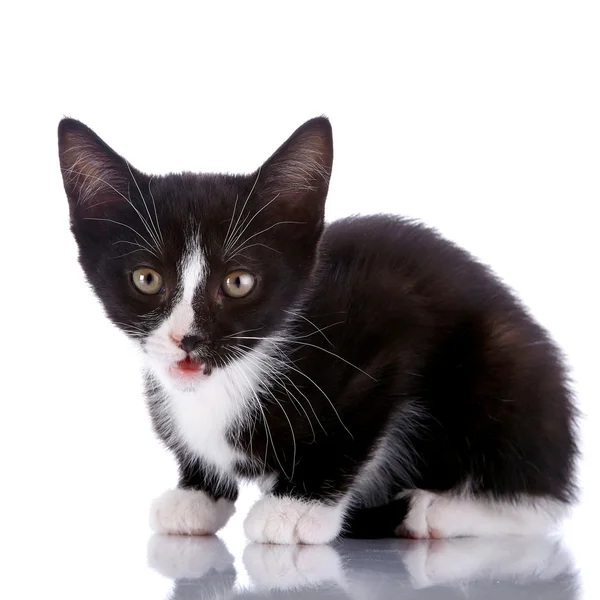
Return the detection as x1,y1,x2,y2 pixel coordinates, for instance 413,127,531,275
257,117,333,227
58,118,134,214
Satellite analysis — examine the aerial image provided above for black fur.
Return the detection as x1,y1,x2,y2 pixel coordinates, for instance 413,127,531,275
58,116,578,538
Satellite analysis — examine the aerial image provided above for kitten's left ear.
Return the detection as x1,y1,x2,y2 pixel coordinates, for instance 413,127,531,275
256,116,333,229
58,118,140,216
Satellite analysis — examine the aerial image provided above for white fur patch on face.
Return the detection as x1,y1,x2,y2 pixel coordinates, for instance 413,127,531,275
243,544,345,590
170,241,207,340
143,240,208,389
398,490,567,539
150,488,235,535
244,495,347,544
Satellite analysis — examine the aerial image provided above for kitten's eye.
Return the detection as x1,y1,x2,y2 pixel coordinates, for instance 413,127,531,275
131,268,164,295
222,271,256,298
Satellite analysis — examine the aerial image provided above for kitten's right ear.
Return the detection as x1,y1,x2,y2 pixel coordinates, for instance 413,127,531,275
58,118,130,214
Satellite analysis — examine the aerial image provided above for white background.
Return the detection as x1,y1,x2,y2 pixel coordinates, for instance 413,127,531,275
1,2,598,598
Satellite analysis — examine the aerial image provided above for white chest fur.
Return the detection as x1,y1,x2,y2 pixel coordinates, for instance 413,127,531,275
169,390,240,473
163,349,269,475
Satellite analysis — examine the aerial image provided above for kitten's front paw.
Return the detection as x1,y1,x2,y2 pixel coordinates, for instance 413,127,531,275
150,488,235,535
243,496,344,544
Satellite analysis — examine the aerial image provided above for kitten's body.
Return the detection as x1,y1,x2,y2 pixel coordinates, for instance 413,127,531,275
59,117,577,543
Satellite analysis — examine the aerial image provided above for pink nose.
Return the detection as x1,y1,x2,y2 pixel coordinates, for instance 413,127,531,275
169,333,183,347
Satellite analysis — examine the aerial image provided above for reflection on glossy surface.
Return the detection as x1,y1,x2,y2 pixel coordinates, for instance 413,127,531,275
149,535,579,599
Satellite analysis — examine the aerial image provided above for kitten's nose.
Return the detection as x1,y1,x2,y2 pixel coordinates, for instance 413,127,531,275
180,335,205,354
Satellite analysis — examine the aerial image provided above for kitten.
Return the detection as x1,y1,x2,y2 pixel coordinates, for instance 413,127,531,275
58,116,578,543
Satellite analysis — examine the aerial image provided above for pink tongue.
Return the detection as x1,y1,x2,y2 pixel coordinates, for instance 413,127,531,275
176,357,204,372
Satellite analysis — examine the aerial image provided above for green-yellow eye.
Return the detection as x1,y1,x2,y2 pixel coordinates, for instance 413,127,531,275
132,268,164,295
222,270,256,298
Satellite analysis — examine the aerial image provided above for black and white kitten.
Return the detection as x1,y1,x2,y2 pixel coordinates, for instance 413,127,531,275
58,117,577,544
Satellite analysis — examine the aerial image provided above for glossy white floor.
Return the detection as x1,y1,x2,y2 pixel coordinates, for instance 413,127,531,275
2,478,592,599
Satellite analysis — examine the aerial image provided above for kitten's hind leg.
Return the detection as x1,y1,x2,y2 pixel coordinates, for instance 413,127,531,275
397,490,568,539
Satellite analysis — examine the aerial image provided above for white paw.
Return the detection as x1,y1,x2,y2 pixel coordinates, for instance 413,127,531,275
397,491,565,539
150,488,235,535
397,490,434,538
243,495,345,544
398,491,482,539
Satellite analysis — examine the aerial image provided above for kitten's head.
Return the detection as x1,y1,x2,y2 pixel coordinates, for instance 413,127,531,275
58,117,333,391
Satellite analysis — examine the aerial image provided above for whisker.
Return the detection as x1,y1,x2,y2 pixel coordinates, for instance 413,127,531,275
224,193,281,257
275,371,325,438
285,309,337,348
224,168,261,255
229,346,287,477
228,336,376,381
126,161,163,252
223,326,265,338
226,221,306,261
112,239,158,255
295,320,345,341
148,175,164,246
222,194,239,252
228,243,282,262
83,217,158,256
111,248,156,259
64,168,162,256
283,359,354,439
235,343,329,439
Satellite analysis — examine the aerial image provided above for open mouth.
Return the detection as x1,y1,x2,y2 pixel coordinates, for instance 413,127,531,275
169,356,211,379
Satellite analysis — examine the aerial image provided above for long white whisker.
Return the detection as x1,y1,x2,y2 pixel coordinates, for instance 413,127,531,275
126,162,162,252
285,309,337,348
234,344,336,438
222,193,239,252
257,357,318,441
63,168,161,256
83,217,157,255
295,320,345,341
261,381,297,479
223,326,265,338
225,168,261,255
228,336,376,381
112,248,156,259
226,221,306,260
148,175,164,246
275,371,324,439
112,239,156,253
284,359,354,439
228,243,283,263
237,344,299,476
125,181,162,253
223,348,256,461
229,346,286,477
224,193,281,257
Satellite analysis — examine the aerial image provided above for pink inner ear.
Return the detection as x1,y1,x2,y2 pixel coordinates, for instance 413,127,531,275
262,131,332,201
257,118,333,208
60,130,129,210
